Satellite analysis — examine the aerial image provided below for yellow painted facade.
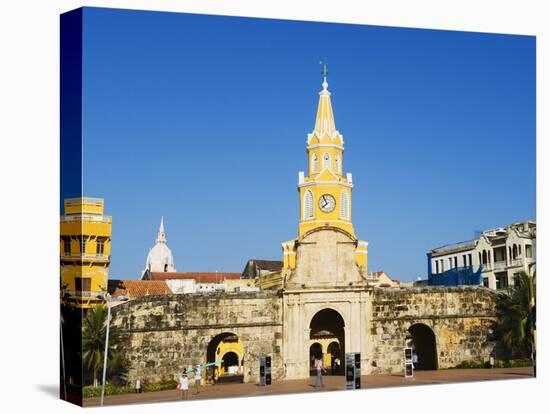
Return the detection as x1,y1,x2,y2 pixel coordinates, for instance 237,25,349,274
282,76,368,274
216,337,244,376
60,197,112,308
257,272,284,290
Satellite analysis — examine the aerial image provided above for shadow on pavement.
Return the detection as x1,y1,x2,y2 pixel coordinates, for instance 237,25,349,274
36,384,59,399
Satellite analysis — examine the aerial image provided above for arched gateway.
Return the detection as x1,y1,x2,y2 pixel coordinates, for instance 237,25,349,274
206,332,244,383
309,309,345,376
408,323,438,370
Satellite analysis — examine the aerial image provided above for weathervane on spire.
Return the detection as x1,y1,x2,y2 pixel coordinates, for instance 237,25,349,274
320,58,329,91
320,58,328,78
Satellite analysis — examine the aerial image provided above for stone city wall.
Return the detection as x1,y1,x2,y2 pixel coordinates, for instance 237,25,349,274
369,286,498,374
111,291,283,384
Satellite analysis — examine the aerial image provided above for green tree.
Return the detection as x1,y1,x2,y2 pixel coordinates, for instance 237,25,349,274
492,271,535,359
82,304,126,386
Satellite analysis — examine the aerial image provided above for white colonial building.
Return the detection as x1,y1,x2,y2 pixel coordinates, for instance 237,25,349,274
428,220,536,290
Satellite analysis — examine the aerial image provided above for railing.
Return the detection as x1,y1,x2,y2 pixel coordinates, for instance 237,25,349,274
60,215,112,223
61,253,110,261
63,290,103,298
493,260,508,272
481,263,492,272
509,258,524,267
65,197,103,205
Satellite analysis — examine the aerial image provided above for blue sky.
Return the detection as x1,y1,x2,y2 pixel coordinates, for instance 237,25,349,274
78,7,535,281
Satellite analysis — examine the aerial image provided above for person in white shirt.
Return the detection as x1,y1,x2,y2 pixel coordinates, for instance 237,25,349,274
178,373,189,400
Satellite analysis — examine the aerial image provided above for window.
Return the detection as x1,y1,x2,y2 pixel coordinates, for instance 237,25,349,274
335,155,340,173
449,257,453,269
96,238,105,255
63,239,71,255
454,257,457,268
440,259,444,272
303,190,314,219
79,237,86,254
340,190,349,219
435,260,439,274
526,245,532,258
468,254,472,266
311,154,318,173
513,273,520,287
496,273,508,290
75,278,91,292
322,153,330,170
483,278,489,288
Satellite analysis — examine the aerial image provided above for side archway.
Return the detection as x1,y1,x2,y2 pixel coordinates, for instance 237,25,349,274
408,323,438,370
206,332,244,383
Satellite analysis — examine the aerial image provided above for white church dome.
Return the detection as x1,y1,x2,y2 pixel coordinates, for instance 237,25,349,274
144,217,176,273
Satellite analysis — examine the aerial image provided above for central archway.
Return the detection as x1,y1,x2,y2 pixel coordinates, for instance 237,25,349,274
309,308,345,376
408,323,438,370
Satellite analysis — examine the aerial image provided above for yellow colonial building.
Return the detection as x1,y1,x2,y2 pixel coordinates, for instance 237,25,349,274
281,72,368,275
60,197,112,308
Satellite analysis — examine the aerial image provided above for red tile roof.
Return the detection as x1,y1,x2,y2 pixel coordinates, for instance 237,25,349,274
150,272,241,283
108,279,171,299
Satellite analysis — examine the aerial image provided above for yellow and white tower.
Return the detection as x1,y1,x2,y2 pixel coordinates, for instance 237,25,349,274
282,65,368,276
60,197,112,308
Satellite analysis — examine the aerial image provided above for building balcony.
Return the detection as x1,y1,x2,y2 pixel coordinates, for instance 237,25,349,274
63,290,103,299
61,253,110,262
508,258,525,268
60,214,112,223
493,260,508,272
481,263,492,272
481,258,528,273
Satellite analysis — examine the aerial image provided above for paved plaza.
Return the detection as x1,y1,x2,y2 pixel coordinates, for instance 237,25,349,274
84,367,533,407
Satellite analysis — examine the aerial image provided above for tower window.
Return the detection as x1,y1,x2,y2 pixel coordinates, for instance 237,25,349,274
322,153,330,170
75,277,91,292
79,238,86,254
311,154,318,173
335,155,340,173
96,238,105,255
340,190,349,219
303,190,314,219
63,239,71,255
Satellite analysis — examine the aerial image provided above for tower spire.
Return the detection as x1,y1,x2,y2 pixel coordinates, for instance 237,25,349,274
156,216,166,243
314,59,336,136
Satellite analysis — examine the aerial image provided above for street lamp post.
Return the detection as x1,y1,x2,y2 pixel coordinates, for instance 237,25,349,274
100,294,112,406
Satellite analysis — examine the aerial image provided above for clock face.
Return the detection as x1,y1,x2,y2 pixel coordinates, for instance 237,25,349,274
318,194,336,213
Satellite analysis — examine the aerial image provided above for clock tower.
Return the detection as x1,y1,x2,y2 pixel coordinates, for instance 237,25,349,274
282,66,368,278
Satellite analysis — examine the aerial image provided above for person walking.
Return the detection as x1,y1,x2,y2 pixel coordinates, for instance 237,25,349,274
178,372,189,400
194,364,202,394
334,357,341,374
135,378,141,394
489,351,495,369
412,352,419,370
314,356,325,387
